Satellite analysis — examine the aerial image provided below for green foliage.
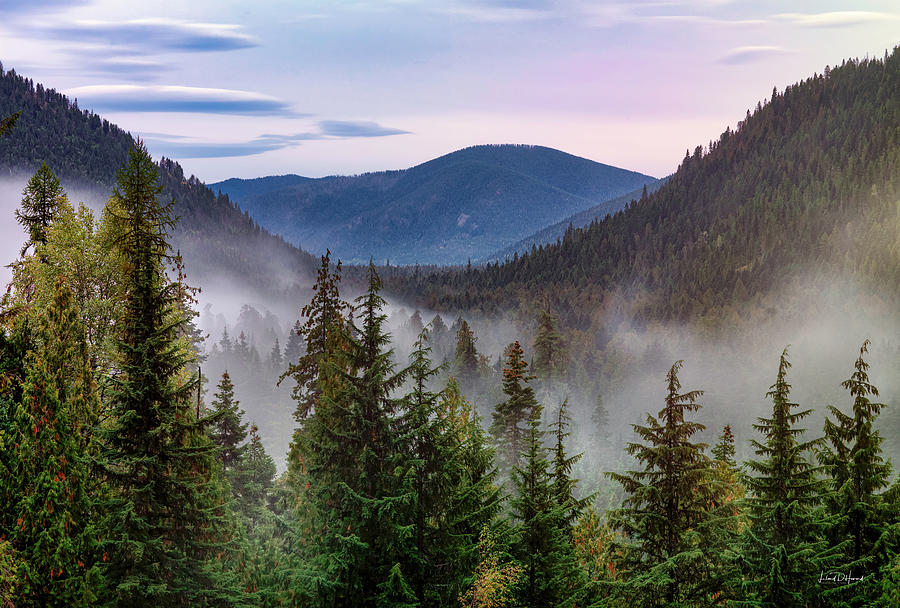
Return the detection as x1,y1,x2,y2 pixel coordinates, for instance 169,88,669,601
736,348,831,607
607,361,735,607
459,527,523,608
97,141,246,607
509,404,582,608
9,279,102,607
819,340,894,606
533,308,566,380
490,341,537,485
15,163,66,256
208,371,249,472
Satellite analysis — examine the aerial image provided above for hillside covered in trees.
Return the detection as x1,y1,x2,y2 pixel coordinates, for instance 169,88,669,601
0,62,318,294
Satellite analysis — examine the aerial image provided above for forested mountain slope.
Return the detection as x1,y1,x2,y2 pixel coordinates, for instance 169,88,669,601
212,145,657,265
488,177,667,261
0,63,318,292
388,50,900,325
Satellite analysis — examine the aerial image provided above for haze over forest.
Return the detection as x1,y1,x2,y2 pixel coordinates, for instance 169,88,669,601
2,2,900,607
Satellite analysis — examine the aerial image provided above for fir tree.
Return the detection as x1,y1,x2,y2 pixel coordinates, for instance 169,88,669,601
490,341,537,484
510,404,581,608
16,163,67,256
819,340,894,605
208,371,249,473
97,141,246,607
282,320,303,366
9,279,102,607
550,399,591,531
736,348,831,607
267,337,283,371
607,361,733,607
454,319,479,384
532,308,565,380
712,424,737,469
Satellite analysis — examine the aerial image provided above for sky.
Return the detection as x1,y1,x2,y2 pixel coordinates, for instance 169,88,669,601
1,0,898,182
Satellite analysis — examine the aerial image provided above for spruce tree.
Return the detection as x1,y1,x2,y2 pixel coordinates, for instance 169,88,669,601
737,348,831,607
533,308,566,380
819,340,894,605
510,404,581,608
712,424,737,469
9,279,102,607
282,320,303,366
16,163,67,256
550,399,591,531
454,319,479,384
607,361,733,607
490,341,537,484
208,370,249,473
280,250,349,422
97,141,246,607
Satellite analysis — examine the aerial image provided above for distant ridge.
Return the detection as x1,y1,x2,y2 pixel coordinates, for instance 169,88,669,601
212,144,657,265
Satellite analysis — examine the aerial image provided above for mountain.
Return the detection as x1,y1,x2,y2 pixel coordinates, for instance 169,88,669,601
211,145,658,265
0,63,318,295
388,50,900,325
488,178,667,261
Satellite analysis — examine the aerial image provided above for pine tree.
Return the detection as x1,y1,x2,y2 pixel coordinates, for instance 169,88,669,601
490,341,537,484
454,319,479,384
533,308,565,380
712,424,737,469
819,340,894,605
282,320,303,366
737,347,831,607
290,264,411,606
607,361,733,607
16,163,67,256
208,371,249,473
550,399,591,531
9,279,102,607
267,337,283,371
510,404,581,608
97,141,246,607
280,250,349,422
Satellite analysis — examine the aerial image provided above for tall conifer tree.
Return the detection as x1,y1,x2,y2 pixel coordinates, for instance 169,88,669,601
490,341,538,484
737,348,831,607
98,141,245,607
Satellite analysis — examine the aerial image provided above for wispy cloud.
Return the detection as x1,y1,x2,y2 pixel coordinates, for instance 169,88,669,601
319,120,411,138
774,11,896,28
63,85,297,116
142,121,411,159
143,132,320,158
720,45,792,64
0,0,87,14
40,18,257,52
438,5,551,23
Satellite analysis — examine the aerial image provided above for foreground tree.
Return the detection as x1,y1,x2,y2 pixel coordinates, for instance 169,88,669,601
97,141,246,606
607,361,735,607
9,280,102,607
736,348,831,607
819,340,896,606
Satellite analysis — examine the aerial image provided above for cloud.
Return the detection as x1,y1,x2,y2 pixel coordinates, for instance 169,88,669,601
41,18,257,52
720,45,792,65
438,5,551,23
319,120,411,138
774,11,896,28
142,121,411,159
143,134,315,159
62,85,297,116
0,0,87,13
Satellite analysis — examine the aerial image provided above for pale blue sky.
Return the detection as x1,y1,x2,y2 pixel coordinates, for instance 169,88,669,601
1,0,898,181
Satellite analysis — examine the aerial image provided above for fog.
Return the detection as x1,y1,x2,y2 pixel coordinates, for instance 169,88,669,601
3,171,897,487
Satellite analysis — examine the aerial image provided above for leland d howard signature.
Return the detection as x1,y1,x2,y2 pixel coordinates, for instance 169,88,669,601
817,571,865,585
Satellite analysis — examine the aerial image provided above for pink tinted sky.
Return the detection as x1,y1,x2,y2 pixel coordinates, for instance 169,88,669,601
0,0,898,181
